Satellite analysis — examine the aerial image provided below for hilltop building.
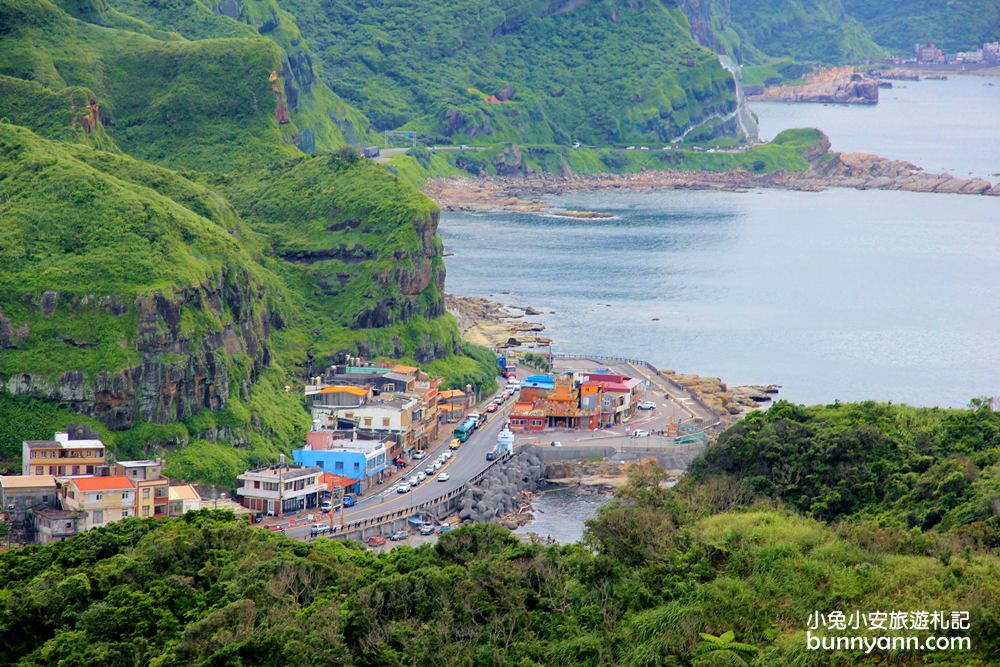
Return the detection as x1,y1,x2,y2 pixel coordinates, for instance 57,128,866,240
22,426,107,477
235,462,324,517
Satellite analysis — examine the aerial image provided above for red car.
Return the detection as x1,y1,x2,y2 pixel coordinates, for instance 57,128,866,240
486,403,498,413
366,535,387,547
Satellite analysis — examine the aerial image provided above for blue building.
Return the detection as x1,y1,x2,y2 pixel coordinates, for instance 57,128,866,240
292,435,389,493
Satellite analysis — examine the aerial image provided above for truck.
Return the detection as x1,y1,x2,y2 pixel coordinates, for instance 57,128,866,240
362,146,381,158
502,363,517,379
453,417,478,442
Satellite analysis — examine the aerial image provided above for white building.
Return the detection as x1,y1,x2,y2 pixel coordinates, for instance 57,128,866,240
235,463,324,517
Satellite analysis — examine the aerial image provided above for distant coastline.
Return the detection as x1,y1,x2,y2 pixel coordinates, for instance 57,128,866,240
426,151,1000,215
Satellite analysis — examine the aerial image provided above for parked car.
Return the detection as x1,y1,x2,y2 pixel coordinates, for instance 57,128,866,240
436,523,452,534
396,483,411,494
420,524,435,535
366,535,387,547
320,501,333,512
342,495,356,507
437,472,450,482
310,523,329,536
390,530,409,541
637,401,657,410
413,450,426,459
632,429,650,437
550,441,563,447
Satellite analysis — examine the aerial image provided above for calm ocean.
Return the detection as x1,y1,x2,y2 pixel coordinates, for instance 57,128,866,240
440,77,1000,408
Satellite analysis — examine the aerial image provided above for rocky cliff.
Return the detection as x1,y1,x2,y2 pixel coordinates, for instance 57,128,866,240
3,270,271,430
748,67,879,104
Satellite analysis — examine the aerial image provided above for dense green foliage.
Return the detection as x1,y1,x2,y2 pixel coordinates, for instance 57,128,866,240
843,0,1000,54
0,0,497,481
677,0,883,66
680,0,998,66
2,456,999,665
688,401,1000,545
283,0,745,145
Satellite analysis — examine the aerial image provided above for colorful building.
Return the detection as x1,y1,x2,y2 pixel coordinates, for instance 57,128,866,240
22,427,107,477
509,375,601,430
293,436,389,492
60,475,135,530
235,463,324,516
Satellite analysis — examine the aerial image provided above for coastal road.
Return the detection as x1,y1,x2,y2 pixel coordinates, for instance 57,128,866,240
285,393,515,540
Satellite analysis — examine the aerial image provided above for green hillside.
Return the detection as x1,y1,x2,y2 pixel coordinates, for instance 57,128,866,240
688,400,1000,544
677,0,884,65
1,452,999,664
284,0,746,145
843,0,1000,54
0,0,497,482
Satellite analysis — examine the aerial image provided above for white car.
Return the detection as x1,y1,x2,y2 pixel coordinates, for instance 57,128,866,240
432,461,442,471
550,441,563,447
637,401,657,410
396,483,411,493
416,472,427,483
437,473,450,482
412,450,426,459
626,146,636,150
442,451,453,460
639,146,649,151
632,429,650,437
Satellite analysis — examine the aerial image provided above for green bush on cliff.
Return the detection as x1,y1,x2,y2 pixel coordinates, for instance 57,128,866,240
0,0,497,482
283,0,743,145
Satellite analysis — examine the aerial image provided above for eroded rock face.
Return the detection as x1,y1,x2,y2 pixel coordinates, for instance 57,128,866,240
2,270,271,429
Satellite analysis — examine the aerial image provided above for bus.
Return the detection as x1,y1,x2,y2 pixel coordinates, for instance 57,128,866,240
453,418,478,442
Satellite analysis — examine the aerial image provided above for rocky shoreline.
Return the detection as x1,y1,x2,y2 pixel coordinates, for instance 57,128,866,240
445,293,551,349
426,145,999,217
748,66,879,104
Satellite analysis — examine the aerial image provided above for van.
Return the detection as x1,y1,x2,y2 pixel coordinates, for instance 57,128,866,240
467,412,481,422
320,500,333,512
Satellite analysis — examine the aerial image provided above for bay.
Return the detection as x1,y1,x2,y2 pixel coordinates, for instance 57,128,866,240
440,188,1000,407
754,74,1000,180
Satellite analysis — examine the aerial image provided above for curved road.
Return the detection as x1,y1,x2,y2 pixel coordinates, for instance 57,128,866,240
286,397,514,539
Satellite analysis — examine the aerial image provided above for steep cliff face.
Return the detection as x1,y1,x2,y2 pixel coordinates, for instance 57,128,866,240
3,271,270,429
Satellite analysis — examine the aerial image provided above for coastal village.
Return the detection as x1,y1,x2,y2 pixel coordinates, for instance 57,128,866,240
0,348,722,547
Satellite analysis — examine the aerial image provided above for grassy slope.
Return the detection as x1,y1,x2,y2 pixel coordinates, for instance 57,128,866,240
284,0,742,145
390,127,825,187
687,401,1000,544
104,0,375,150
0,492,997,663
0,0,497,482
843,0,1000,55
678,0,883,66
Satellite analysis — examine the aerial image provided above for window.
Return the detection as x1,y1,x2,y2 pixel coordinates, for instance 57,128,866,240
382,418,391,427
363,417,372,427
353,462,360,472
335,461,344,472
122,492,129,500
94,493,103,501
143,506,149,517
122,510,130,518
35,466,43,475
254,480,260,489
155,488,167,498
92,510,104,524
143,488,150,499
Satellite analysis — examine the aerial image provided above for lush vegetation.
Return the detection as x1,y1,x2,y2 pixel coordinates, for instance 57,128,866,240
283,0,746,145
843,0,1000,55
677,0,883,67
0,0,497,481
2,442,999,664
687,401,1000,546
